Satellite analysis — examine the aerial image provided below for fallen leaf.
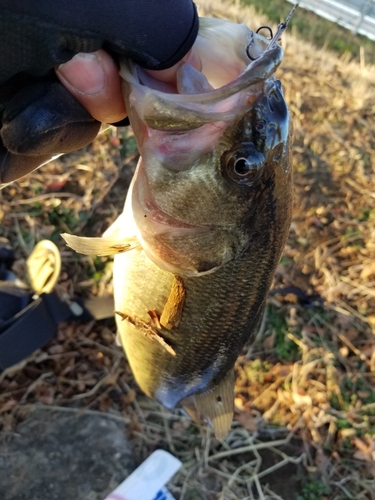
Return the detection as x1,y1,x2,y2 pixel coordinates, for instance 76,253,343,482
122,389,136,405
0,399,17,414
292,391,312,407
353,450,372,462
234,410,257,432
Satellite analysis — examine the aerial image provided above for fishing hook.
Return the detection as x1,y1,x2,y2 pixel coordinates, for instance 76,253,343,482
246,2,300,61
246,25,273,60
246,31,257,61
256,26,274,39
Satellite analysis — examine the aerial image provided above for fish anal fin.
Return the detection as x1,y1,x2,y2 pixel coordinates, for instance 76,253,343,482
181,397,201,425
61,233,139,256
194,370,234,440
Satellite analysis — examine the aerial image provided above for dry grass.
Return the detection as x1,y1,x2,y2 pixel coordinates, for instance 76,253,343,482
1,1,375,498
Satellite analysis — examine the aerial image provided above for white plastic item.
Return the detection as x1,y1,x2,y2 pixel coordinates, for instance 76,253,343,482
104,450,182,500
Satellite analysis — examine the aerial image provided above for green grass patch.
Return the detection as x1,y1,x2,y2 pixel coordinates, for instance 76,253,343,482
48,204,86,241
118,130,138,158
297,479,330,500
244,359,272,383
88,256,111,280
268,304,300,361
359,207,375,222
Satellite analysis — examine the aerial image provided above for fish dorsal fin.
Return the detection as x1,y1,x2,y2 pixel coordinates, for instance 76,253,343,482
194,370,234,440
177,63,214,95
61,234,140,256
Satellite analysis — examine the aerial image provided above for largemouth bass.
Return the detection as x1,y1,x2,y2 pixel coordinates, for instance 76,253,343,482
63,17,293,439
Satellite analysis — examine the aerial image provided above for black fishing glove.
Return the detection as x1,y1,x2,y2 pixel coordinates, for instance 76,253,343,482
0,0,198,184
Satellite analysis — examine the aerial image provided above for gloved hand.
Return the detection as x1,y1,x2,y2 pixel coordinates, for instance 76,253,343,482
0,0,198,184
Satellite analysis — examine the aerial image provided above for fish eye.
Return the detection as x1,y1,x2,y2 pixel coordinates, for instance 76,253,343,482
224,143,265,186
233,157,253,176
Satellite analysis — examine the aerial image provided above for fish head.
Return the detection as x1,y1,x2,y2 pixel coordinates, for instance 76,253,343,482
120,18,292,276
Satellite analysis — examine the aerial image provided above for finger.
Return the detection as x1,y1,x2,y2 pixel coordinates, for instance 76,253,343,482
145,47,202,85
56,49,127,124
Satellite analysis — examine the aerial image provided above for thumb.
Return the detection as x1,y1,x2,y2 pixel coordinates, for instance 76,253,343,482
56,49,127,124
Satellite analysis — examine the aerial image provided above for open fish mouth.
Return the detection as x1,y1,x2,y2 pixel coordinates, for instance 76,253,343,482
120,18,285,132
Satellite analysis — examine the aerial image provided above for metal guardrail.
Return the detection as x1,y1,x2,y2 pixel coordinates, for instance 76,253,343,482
287,0,375,41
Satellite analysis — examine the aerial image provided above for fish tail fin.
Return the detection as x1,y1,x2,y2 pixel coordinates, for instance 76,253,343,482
194,370,234,440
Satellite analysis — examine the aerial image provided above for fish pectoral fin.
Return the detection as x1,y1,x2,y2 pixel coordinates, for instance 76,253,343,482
61,233,140,256
194,370,234,440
